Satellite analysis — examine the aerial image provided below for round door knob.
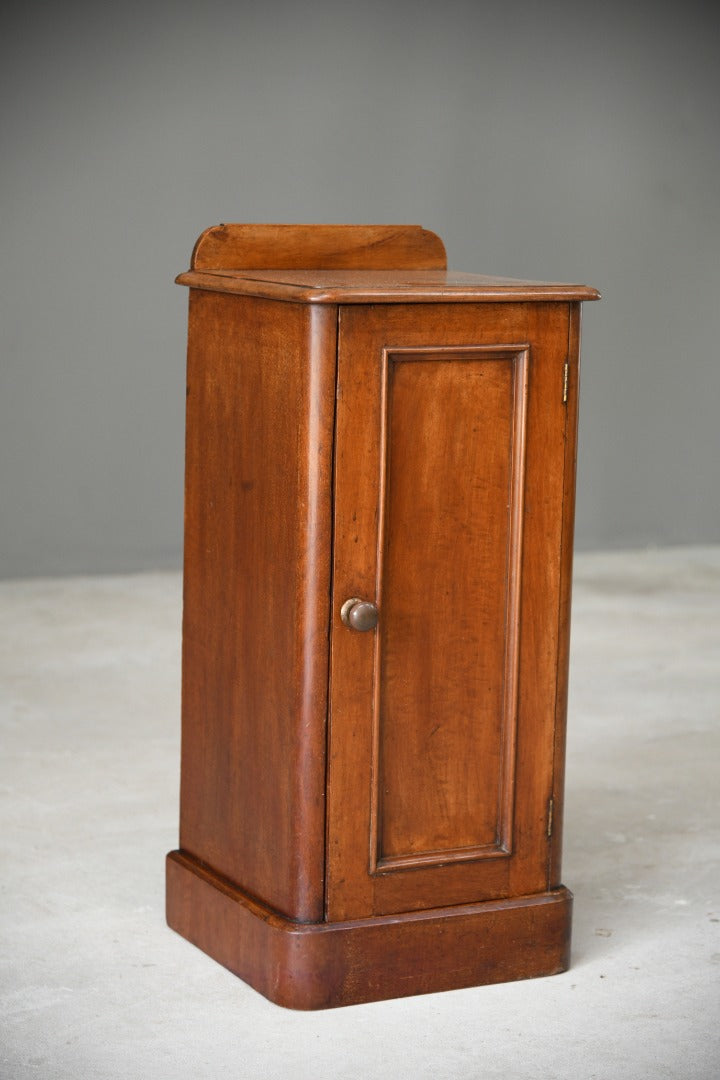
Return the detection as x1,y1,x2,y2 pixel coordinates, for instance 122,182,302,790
341,597,379,632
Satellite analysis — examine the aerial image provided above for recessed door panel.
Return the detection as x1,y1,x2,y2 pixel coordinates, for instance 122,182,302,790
326,303,571,921
375,348,528,870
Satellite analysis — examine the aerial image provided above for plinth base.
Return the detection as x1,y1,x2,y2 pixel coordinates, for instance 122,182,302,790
166,851,572,1010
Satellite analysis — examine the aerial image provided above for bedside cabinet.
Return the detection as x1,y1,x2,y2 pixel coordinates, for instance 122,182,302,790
166,224,599,1008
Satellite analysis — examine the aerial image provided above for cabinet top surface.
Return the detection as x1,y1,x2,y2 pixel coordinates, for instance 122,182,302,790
176,268,600,304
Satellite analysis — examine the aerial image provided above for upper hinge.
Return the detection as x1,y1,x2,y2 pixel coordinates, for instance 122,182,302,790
547,797,555,838
562,362,569,404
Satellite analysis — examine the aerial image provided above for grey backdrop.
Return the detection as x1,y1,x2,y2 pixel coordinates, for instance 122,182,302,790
2,0,718,578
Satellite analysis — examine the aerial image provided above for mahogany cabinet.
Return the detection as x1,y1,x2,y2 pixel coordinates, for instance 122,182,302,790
166,224,599,1009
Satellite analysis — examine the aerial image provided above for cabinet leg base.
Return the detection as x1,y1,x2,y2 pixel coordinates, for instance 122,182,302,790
166,851,572,1010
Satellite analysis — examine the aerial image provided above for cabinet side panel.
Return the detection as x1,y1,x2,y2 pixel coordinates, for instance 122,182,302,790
548,302,582,887
179,292,336,922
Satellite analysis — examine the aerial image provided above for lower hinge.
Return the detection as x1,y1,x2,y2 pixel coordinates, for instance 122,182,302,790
547,797,555,838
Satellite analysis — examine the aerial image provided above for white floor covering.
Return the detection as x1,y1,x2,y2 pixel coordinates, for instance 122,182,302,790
1,547,718,1080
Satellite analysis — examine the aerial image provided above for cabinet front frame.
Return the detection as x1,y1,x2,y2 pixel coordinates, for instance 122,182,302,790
326,302,576,921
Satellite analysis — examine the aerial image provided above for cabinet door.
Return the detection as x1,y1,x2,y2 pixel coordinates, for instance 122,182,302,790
326,302,575,920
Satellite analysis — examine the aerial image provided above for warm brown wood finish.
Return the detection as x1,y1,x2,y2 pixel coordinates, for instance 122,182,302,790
179,290,336,922
191,224,447,271
176,267,600,305
326,303,571,920
167,224,599,1008
377,345,527,867
167,851,572,1010
548,302,583,888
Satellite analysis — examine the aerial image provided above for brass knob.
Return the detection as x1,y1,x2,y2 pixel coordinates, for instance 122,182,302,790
341,597,379,632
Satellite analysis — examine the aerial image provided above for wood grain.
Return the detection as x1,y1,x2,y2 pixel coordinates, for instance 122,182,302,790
169,224,597,1006
548,302,583,887
167,851,572,1010
177,267,601,304
179,290,336,922
372,346,528,869
326,302,572,920
190,223,447,270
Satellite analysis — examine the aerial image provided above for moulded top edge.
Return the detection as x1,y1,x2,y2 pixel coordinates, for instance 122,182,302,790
175,268,601,304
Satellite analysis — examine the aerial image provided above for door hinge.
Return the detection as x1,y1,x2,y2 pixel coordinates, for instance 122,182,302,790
547,797,554,838
562,362,569,404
